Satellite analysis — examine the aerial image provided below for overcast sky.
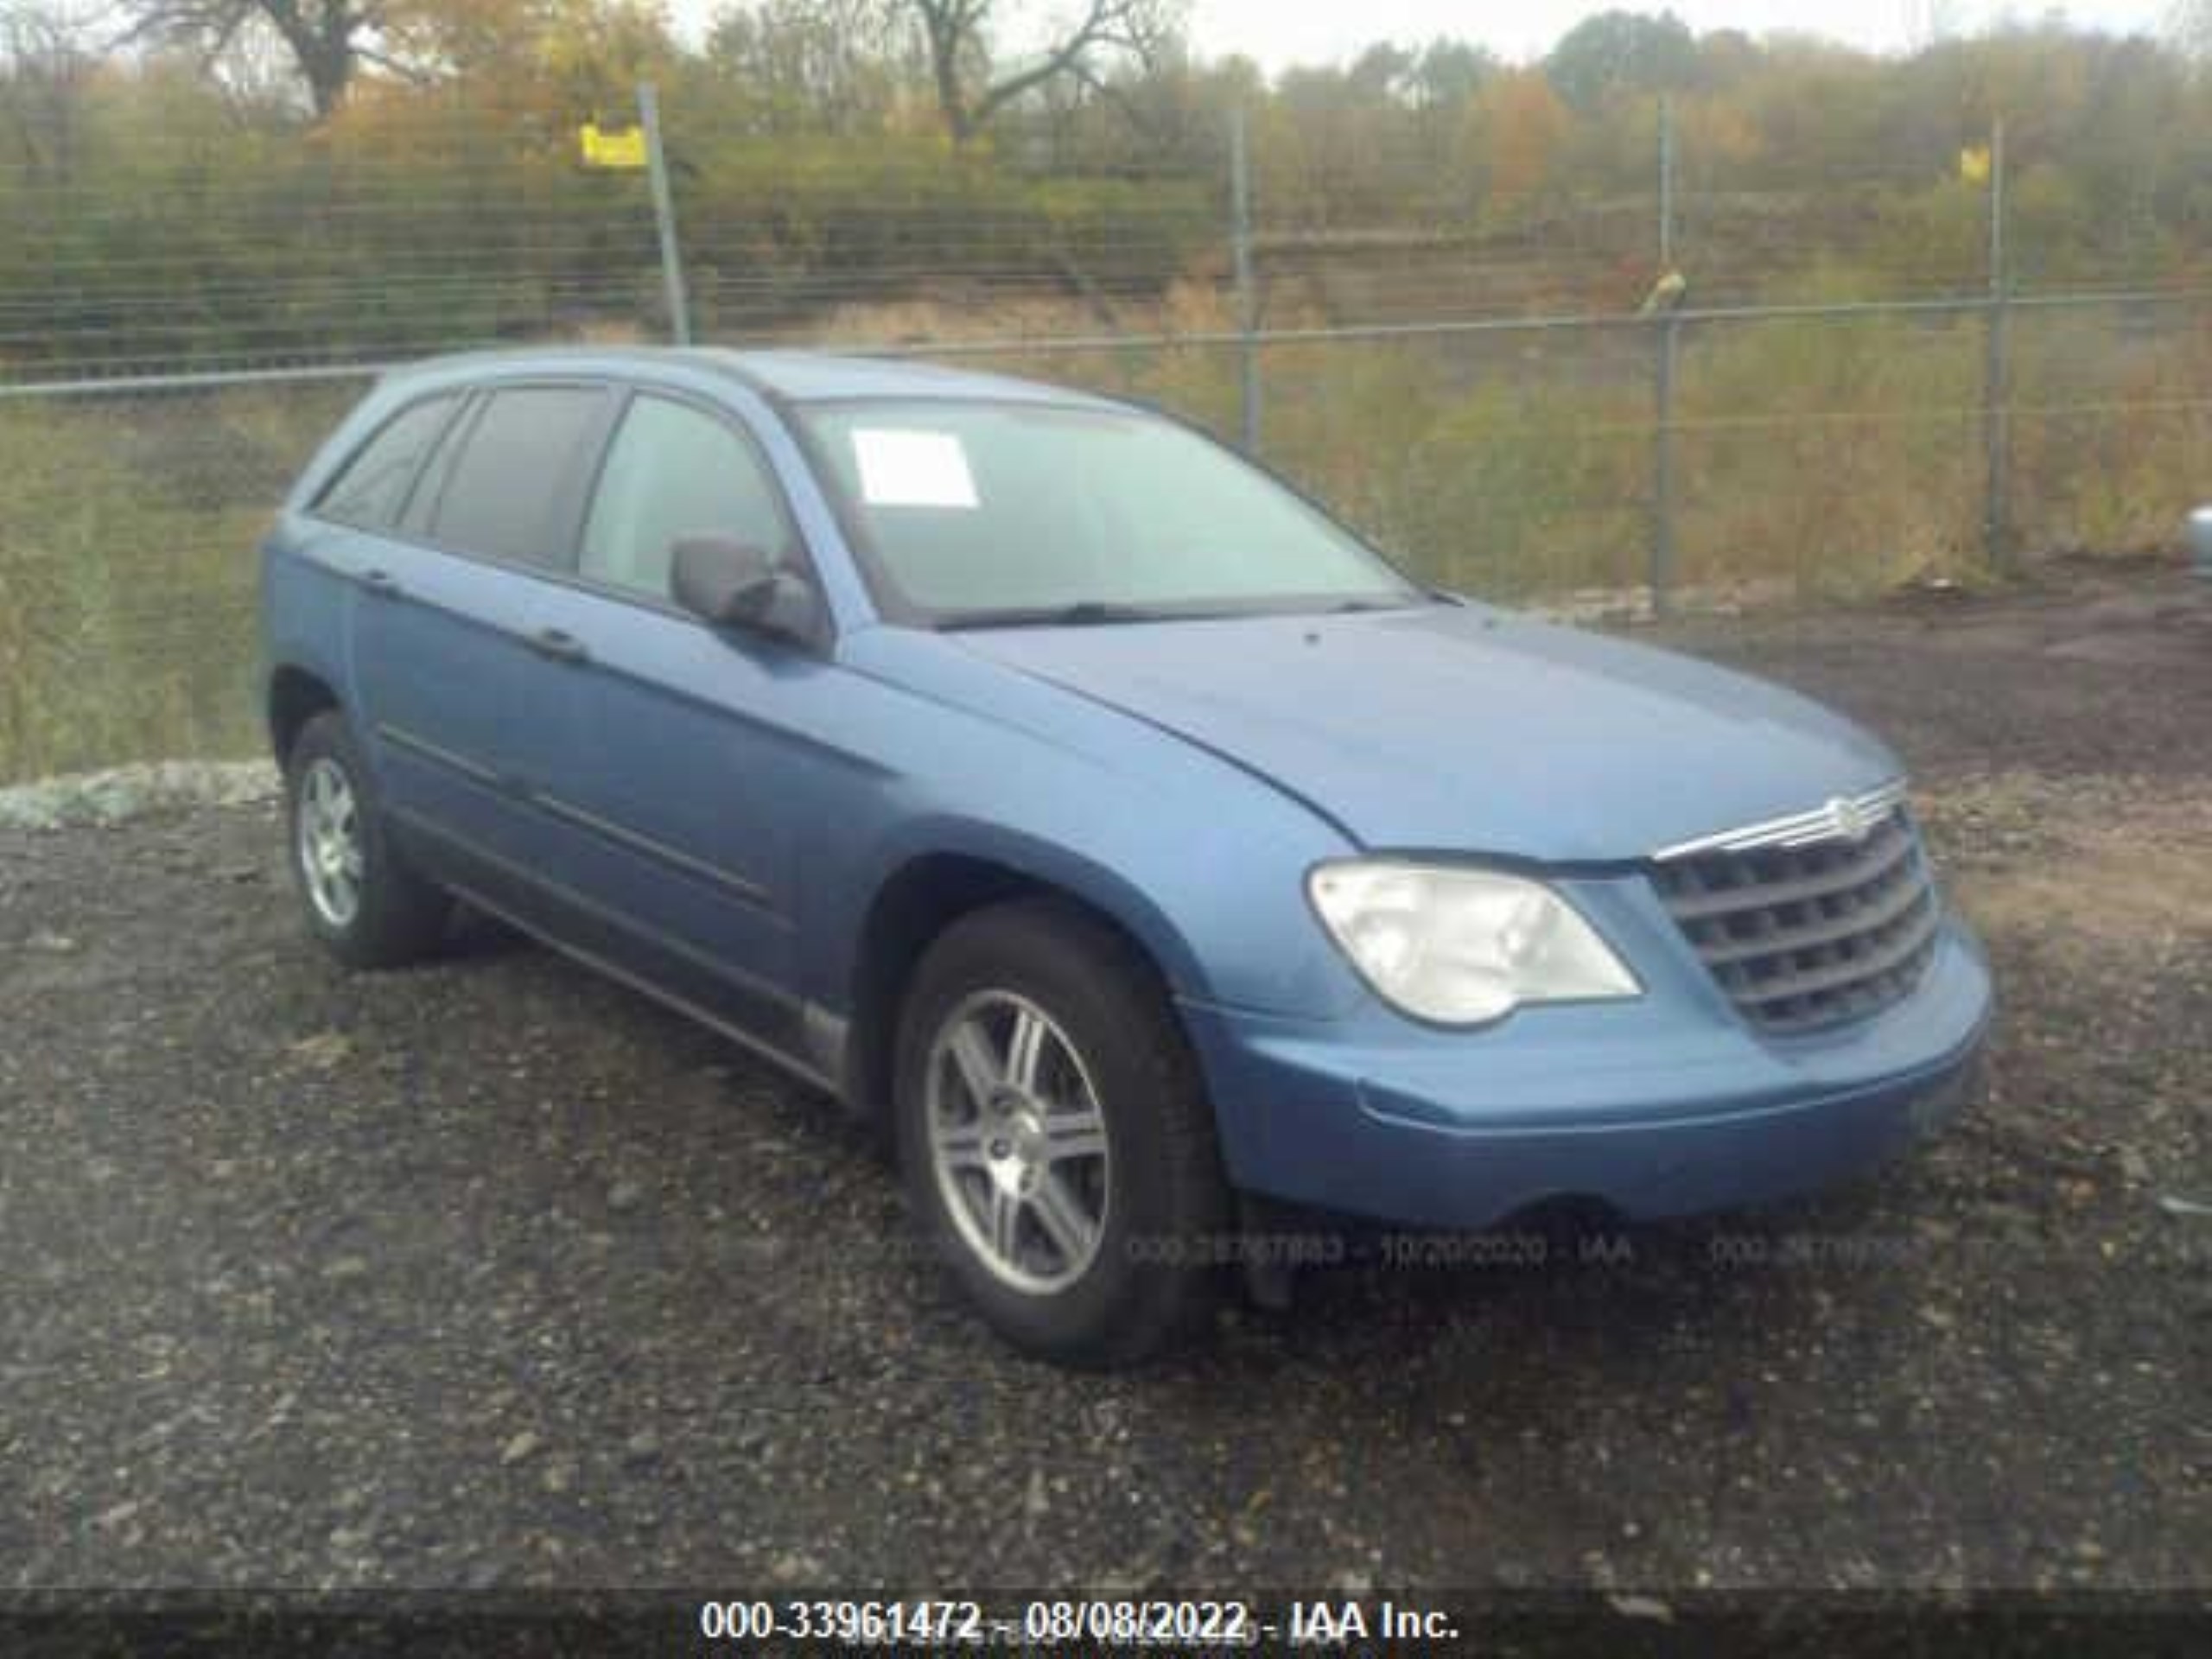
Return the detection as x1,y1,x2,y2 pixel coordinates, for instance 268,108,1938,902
1182,2,2175,70
659,3,2180,71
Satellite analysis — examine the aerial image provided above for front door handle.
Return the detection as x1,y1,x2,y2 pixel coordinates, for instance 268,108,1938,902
359,568,403,598
527,626,591,665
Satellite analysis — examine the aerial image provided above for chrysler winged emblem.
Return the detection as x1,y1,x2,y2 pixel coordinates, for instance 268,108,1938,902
1650,779,1908,862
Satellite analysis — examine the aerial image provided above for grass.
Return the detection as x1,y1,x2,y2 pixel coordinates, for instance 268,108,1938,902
0,381,357,783
2,295,2205,785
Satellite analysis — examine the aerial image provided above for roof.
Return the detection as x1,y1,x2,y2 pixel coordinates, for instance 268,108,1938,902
715,347,1117,406
380,344,1120,409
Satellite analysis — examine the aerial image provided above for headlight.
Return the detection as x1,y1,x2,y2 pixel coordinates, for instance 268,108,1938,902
1306,861,1640,1026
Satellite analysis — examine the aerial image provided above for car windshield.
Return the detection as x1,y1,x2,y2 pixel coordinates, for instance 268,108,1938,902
796,398,1426,626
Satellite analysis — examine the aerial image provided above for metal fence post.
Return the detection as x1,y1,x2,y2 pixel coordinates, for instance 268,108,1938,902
639,82,693,347
1229,104,1261,454
1650,95,1679,617
1653,319,1679,615
1981,118,2011,571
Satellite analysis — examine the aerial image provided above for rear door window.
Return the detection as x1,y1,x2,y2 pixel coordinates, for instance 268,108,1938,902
424,385,608,568
314,395,459,529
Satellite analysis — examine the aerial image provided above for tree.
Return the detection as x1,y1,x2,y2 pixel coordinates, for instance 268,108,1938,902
1543,9,1696,112
1472,67,1570,204
1408,37,1495,113
706,0,914,135
1,3,96,175
1346,40,1412,103
111,0,679,123
112,0,396,117
530,0,677,118
906,0,1179,142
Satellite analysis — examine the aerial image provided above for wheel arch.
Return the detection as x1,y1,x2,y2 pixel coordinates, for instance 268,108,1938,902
267,662,341,766
838,837,1205,1124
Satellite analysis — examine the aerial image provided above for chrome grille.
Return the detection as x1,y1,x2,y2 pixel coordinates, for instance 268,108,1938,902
1652,805,1940,1034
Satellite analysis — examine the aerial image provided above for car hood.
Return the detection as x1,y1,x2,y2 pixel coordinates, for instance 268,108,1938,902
950,604,1903,861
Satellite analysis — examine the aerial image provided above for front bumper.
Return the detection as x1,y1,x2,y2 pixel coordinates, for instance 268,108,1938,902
1179,905,1993,1231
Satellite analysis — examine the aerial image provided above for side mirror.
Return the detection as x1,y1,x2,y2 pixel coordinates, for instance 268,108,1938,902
671,535,820,644
2188,506,2212,578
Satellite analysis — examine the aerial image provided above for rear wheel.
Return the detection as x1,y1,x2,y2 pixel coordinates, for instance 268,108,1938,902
284,711,450,969
894,899,1230,1367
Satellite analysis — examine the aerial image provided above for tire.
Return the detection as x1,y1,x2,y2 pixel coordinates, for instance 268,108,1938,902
893,898,1230,1367
283,710,451,969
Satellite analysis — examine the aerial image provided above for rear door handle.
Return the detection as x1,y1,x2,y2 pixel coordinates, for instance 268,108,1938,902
527,626,591,665
358,568,403,598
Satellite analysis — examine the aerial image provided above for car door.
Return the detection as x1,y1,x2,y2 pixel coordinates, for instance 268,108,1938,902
343,381,614,907
510,387,834,1058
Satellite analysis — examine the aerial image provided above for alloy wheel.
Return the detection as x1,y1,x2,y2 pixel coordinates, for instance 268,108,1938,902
296,755,365,929
925,989,1113,1294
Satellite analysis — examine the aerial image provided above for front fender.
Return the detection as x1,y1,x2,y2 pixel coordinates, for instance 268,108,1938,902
855,813,1211,995
804,629,1375,1027
839,800,1367,1018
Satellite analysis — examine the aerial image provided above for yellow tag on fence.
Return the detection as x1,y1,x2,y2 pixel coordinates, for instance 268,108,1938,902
580,121,647,170
1959,145,1991,185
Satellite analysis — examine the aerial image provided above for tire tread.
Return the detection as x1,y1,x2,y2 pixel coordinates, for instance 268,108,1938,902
894,896,1230,1367
286,711,450,969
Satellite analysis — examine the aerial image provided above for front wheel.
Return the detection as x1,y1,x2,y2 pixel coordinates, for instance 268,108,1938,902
894,899,1230,1367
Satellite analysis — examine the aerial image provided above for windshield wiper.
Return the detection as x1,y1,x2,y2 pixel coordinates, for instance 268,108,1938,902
938,595,1425,630
1047,601,1183,626
938,601,1186,630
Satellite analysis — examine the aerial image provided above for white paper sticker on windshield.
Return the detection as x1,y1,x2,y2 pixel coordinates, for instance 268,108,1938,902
851,428,979,510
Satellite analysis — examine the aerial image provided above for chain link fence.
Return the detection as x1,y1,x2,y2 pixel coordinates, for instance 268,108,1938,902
3,93,2209,785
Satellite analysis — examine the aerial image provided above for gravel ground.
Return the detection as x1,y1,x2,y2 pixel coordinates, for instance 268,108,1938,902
3,563,2208,1594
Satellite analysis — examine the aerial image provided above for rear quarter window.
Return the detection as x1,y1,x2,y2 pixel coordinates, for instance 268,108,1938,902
312,395,460,529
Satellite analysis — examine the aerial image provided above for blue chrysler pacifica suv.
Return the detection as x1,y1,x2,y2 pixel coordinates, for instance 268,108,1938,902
260,346,1993,1364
